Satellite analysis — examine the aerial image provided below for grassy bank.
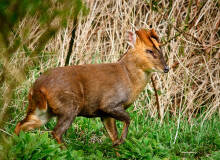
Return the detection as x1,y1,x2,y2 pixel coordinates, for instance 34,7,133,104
1,105,220,159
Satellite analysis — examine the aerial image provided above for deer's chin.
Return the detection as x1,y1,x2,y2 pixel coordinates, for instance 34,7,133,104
146,67,163,73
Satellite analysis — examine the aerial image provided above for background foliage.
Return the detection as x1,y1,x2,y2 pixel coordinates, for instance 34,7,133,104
0,0,219,159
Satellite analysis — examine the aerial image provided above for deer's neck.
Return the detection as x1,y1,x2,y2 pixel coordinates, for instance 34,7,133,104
119,50,152,104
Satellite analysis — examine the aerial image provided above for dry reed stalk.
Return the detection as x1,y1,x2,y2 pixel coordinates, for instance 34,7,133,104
151,76,161,120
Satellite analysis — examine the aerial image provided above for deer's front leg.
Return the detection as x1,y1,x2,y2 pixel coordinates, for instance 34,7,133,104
101,105,130,146
101,117,118,144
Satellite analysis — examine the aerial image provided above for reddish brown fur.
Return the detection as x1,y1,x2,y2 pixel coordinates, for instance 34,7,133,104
15,29,169,146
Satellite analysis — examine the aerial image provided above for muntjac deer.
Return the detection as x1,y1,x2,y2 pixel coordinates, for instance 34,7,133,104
15,29,169,146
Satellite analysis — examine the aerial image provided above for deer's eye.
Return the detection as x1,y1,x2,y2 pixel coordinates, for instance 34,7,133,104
146,49,156,58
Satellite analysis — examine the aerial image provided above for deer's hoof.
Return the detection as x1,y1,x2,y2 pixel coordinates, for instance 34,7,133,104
113,139,123,147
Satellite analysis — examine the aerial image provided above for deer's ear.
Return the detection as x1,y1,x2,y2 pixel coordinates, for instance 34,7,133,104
150,29,159,41
126,31,136,48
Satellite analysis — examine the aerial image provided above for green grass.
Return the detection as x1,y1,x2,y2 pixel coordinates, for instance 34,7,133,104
0,106,220,160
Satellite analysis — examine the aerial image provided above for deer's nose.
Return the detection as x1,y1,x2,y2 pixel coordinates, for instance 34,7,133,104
164,66,169,73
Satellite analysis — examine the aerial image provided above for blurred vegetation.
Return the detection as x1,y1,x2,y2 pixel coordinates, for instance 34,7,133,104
0,0,87,128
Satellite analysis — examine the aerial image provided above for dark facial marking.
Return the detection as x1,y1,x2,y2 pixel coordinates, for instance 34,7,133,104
157,48,168,68
146,49,156,58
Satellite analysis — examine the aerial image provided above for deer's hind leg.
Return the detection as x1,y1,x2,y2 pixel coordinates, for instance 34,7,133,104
50,93,81,144
15,89,51,135
52,111,77,144
15,109,51,134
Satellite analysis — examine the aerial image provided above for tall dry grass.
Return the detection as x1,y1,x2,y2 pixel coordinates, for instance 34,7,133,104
1,0,219,124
